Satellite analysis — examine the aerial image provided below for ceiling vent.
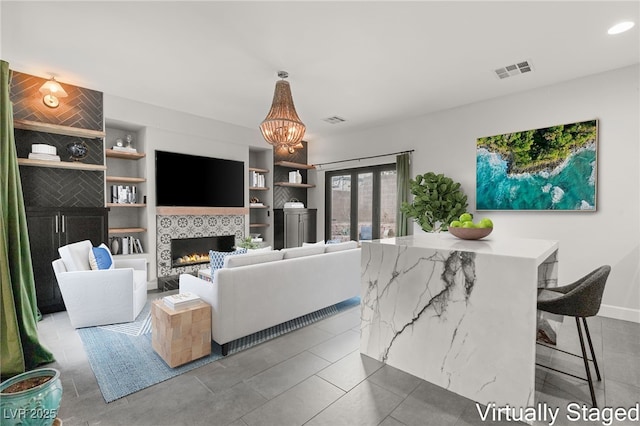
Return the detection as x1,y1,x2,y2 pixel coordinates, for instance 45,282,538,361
494,61,533,79
323,116,346,124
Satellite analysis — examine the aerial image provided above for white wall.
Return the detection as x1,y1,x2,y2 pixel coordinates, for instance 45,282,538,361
104,95,265,286
309,65,640,322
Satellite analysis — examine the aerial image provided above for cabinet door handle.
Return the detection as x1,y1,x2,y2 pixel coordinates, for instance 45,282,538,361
61,215,65,233
55,214,59,234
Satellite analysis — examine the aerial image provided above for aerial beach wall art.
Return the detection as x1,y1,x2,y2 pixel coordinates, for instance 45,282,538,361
476,119,598,211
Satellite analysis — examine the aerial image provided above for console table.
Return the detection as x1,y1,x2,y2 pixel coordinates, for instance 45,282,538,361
360,234,559,409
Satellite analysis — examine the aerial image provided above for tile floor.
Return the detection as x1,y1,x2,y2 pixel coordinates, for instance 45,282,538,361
37,291,639,426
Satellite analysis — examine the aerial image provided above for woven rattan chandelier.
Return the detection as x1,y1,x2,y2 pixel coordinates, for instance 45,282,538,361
259,71,306,150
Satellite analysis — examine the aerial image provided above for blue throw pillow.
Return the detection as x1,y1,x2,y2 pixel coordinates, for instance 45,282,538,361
209,248,247,273
89,245,113,270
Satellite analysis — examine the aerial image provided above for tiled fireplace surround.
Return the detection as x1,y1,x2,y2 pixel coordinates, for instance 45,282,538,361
156,214,245,279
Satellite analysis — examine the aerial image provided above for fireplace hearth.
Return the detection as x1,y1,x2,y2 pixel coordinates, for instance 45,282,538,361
170,235,235,268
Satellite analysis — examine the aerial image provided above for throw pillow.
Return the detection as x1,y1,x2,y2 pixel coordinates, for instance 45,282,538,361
58,240,93,271
209,248,247,272
89,244,114,270
302,240,325,247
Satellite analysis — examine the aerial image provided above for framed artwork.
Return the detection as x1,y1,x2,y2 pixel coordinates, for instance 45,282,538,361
476,119,598,211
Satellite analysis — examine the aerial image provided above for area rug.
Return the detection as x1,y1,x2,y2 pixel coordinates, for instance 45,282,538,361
97,302,152,336
77,296,361,403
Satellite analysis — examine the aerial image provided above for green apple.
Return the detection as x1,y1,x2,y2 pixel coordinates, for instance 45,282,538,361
479,218,494,228
462,221,475,228
459,212,473,222
449,220,462,228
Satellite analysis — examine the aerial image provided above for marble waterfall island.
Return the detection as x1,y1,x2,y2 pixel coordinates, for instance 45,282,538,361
360,234,558,409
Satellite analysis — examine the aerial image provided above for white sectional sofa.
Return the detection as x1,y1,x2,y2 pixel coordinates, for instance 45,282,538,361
179,241,361,354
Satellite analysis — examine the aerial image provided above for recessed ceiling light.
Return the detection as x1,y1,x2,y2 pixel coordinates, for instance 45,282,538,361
608,21,635,35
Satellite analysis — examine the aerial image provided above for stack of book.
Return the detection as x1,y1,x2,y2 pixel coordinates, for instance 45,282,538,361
112,145,137,153
111,185,138,204
109,236,144,255
250,171,265,188
29,144,60,161
162,292,201,310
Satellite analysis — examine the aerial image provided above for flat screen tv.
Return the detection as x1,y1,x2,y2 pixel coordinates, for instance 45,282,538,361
155,150,244,207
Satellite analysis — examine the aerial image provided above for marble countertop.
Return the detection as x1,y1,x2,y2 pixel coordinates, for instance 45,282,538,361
368,233,558,264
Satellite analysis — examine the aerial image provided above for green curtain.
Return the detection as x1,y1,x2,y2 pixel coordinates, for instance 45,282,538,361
396,152,411,237
1,60,55,379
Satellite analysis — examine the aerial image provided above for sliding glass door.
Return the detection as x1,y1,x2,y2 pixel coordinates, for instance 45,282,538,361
328,174,352,241
325,164,397,242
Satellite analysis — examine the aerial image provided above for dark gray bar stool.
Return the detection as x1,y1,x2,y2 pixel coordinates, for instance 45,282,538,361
536,265,611,408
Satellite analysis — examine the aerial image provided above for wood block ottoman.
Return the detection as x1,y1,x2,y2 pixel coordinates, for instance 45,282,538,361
151,299,211,367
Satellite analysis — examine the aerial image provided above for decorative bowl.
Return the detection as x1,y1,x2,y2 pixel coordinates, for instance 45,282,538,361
448,226,493,240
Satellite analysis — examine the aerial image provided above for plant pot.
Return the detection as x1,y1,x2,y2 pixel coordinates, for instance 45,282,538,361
0,368,63,426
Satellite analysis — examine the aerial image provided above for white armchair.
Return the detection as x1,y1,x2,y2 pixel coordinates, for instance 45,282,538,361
51,240,147,328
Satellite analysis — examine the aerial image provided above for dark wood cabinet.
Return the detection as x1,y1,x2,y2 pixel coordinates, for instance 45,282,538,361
26,207,108,313
274,209,317,249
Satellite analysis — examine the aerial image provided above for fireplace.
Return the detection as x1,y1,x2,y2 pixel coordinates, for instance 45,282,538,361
170,235,235,268
156,213,245,281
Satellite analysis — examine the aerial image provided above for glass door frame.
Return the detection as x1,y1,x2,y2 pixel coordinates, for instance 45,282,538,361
324,163,396,242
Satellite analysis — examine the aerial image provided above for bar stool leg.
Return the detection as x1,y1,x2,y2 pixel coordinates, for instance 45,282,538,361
582,317,602,381
576,317,598,407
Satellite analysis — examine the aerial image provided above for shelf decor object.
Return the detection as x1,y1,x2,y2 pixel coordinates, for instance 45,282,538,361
259,71,306,151
66,141,89,161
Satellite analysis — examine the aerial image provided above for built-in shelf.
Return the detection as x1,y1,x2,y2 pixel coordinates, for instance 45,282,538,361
107,203,146,208
13,119,106,139
105,149,146,160
249,167,269,173
17,158,106,171
106,176,147,183
274,182,315,188
249,186,269,191
274,161,316,170
156,206,249,215
109,227,147,234
250,223,270,228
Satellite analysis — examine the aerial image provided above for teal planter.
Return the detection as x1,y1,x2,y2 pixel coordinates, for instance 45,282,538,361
0,368,62,426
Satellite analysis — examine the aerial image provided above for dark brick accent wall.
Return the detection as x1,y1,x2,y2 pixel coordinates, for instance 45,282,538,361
19,168,104,208
11,70,105,208
10,71,103,131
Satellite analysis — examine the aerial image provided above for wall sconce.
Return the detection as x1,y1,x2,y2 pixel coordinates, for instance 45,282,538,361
39,77,68,108
288,142,304,154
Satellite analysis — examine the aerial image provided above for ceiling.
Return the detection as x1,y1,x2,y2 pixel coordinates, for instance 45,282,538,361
2,1,638,141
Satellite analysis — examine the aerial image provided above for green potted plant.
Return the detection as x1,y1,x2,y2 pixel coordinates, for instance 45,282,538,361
236,237,258,250
401,172,468,232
